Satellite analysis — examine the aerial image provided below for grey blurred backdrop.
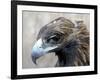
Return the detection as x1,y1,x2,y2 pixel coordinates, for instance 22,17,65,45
22,11,90,69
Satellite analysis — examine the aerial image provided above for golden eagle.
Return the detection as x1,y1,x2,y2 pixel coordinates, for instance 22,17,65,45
31,17,89,67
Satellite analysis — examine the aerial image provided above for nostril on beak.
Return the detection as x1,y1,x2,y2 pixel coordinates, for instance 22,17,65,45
39,46,42,48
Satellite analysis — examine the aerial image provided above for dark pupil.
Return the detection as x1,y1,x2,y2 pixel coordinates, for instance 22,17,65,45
47,35,60,43
51,36,59,41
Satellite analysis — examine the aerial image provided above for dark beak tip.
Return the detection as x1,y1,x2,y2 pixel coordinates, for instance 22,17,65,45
33,59,37,65
32,55,40,65
34,61,37,65
31,55,37,65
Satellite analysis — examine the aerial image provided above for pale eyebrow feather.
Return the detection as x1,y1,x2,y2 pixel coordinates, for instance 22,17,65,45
49,35,57,39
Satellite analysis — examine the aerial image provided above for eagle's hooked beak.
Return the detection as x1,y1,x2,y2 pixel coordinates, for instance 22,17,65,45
31,39,58,64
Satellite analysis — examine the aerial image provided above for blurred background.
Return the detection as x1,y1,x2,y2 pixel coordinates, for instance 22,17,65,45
22,11,90,69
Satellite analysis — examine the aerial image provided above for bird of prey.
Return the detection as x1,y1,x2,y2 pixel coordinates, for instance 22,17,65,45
31,17,89,67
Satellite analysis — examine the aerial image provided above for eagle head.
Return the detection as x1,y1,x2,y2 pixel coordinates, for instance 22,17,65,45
31,17,89,66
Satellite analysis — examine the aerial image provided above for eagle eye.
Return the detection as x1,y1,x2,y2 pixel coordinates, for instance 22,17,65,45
46,34,61,44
